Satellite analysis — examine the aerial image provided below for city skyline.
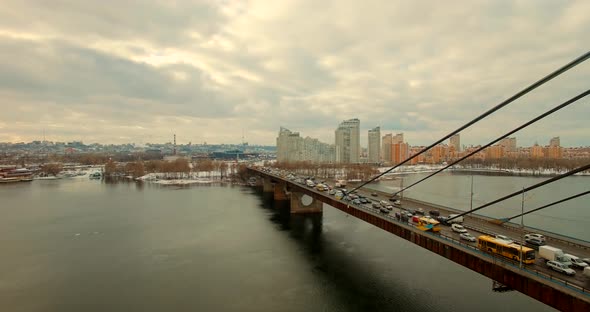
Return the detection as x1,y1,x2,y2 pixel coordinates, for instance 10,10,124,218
0,2,588,146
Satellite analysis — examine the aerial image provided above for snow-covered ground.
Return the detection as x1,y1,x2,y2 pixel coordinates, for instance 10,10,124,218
377,164,589,177
136,172,225,185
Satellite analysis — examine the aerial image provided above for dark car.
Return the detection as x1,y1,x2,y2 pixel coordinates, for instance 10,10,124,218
400,213,410,222
436,216,450,226
429,210,440,217
372,203,380,208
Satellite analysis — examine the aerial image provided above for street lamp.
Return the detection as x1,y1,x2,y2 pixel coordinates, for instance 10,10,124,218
470,175,474,213
520,186,524,269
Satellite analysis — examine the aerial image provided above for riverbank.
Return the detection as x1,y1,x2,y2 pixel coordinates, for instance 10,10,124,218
378,164,590,178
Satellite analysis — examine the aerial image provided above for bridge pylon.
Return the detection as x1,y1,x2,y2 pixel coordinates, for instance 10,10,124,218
290,191,322,214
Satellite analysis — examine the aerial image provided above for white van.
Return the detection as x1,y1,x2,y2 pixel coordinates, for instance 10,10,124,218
447,214,464,224
564,254,589,269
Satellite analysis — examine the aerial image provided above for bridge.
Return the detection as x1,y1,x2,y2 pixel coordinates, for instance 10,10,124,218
247,167,590,311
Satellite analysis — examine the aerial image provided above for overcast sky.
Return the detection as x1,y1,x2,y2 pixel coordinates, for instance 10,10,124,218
0,0,588,147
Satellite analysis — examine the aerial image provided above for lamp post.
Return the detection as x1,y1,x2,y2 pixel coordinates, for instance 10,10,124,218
519,186,524,269
470,175,474,213
400,177,404,202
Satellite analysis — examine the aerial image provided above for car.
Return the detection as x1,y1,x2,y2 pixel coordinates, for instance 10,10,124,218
451,224,467,233
415,208,425,215
379,200,389,206
460,233,476,242
352,199,361,205
583,258,590,265
429,210,440,217
392,200,401,206
385,205,394,211
411,216,421,223
525,237,545,246
564,254,589,269
359,198,369,204
437,216,450,226
379,207,389,214
524,233,546,242
547,260,576,276
371,192,378,197
372,203,380,209
494,234,514,243
328,189,336,195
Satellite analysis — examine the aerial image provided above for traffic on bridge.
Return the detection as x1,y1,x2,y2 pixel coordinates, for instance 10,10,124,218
250,167,590,311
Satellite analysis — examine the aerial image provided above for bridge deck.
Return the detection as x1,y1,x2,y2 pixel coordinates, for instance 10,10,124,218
251,168,590,311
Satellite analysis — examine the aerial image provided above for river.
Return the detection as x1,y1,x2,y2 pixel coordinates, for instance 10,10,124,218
367,172,590,241
0,176,559,311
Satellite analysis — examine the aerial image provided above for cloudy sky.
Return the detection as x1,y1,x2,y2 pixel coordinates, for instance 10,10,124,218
0,0,588,147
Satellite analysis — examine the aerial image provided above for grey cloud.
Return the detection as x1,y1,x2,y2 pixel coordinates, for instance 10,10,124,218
0,38,237,118
0,0,226,46
0,0,588,145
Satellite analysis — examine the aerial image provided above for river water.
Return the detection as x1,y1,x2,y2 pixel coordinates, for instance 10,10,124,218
368,172,590,241
0,177,560,311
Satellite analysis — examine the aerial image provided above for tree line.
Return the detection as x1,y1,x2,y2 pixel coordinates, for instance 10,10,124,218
104,158,239,179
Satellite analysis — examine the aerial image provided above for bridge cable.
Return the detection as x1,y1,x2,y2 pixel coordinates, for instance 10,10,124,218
494,190,590,224
347,50,590,195
446,163,590,222
391,89,590,197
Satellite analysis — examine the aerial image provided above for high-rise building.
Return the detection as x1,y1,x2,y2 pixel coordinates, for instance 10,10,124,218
382,133,393,162
392,133,404,144
531,143,544,158
450,134,460,152
335,118,360,163
499,137,517,152
391,142,409,164
368,126,381,163
276,127,334,163
549,137,560,147
276,127,302,162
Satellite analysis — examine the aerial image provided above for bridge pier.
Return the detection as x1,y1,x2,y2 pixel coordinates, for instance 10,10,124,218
274,181,289,202
290,191,322,214
262,178,274,193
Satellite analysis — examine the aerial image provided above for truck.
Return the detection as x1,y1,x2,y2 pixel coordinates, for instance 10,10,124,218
335,180,347,188
447,214,464,224
538,246,572,266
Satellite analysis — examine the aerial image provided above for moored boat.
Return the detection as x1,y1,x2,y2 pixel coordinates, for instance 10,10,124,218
0,168,34,183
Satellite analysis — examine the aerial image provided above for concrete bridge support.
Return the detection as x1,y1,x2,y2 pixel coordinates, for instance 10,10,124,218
262,178,274,193
274,181,289,201
290,191,322,214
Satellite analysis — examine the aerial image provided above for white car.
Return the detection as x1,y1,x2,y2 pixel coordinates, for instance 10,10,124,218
524,233,546,242
547,261,575,276
460,233,476,242
451,224,467,233
494,234,514,243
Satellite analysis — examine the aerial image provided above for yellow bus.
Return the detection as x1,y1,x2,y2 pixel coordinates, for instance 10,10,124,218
477,235,535,264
